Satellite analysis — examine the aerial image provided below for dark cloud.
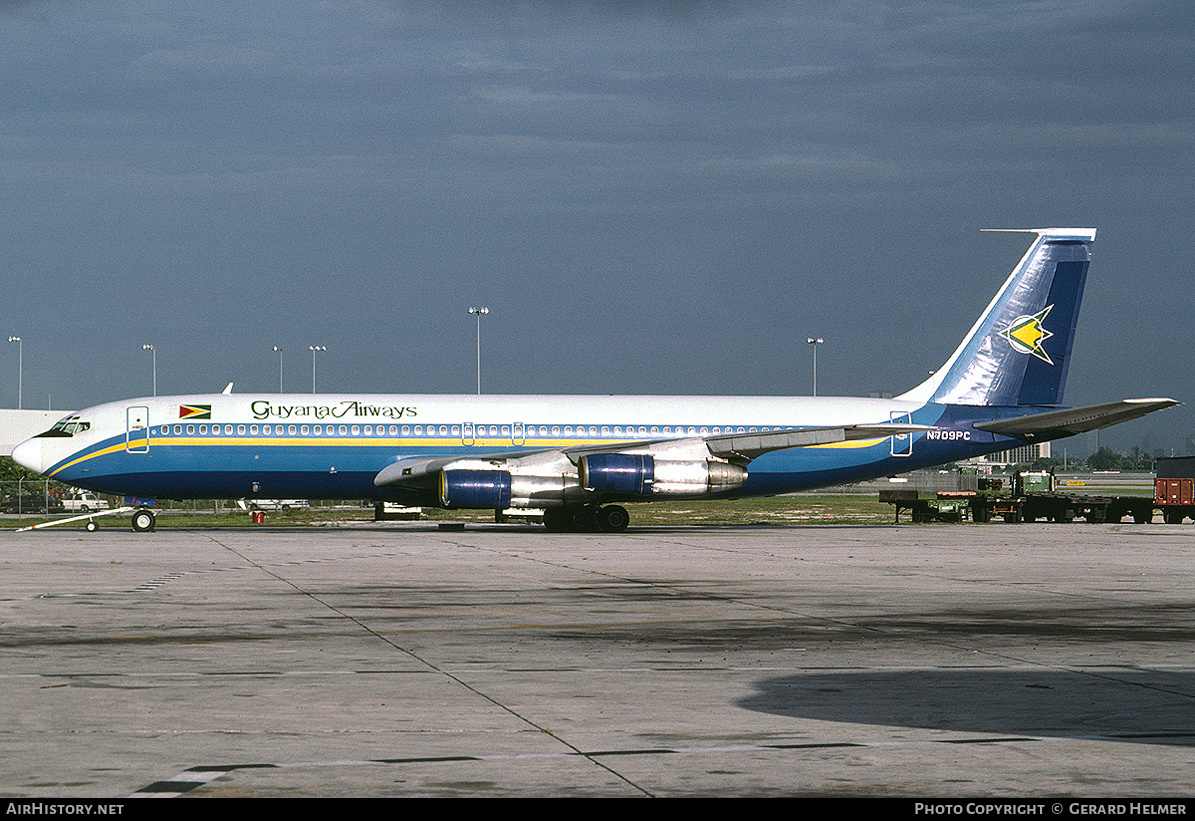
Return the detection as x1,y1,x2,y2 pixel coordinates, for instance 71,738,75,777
0,1,1191,453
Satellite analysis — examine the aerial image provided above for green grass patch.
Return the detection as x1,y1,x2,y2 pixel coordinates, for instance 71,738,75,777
10,495,896,529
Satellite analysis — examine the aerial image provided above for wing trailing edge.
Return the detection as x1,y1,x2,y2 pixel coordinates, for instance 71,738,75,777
703,423,932,465
972,398,1180,441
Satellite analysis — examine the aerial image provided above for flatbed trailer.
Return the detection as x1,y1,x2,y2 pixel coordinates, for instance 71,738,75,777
878,489,965,523
880,489,1153,524
881,470,1167,524
968,491,1154,523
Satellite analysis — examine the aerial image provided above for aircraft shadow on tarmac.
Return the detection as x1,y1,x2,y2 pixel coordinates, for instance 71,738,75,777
737,667,1195,746
538,591,1195,748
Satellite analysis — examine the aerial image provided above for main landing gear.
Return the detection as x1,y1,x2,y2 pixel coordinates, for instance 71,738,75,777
542,504,630,533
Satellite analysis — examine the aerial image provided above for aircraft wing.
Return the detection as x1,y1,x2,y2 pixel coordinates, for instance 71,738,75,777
373,449,560,490
701,423,931,464
972,398,1180,441
373,422,933,489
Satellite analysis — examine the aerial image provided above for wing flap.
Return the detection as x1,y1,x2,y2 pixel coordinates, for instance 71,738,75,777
972,398,1180,440
374,456,457,489
705,423,933,464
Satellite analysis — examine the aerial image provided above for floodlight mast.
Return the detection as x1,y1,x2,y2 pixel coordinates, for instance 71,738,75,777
273,346,283,392
7,336,21,409
468,307,489,394
141,344,156,396
807,337,824,396
308,346,326,394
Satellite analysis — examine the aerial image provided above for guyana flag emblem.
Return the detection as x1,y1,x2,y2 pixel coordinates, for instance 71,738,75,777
999,304,1054,365
179,404,212,420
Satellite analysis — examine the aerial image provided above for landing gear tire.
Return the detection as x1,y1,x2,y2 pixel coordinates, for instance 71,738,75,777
543,508,569,532
597,505,630,533
131,509,156,533
86,520,98,532
568,506,597,532
543,505,630,533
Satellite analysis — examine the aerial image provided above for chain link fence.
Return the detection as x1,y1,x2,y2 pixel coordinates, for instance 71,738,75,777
0,479,74,515
0,481,370,520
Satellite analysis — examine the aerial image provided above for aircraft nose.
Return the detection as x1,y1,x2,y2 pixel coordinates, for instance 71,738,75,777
11,437,45,475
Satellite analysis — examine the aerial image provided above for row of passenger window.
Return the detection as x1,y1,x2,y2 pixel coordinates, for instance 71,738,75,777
155,423,777,438
158,423,412,437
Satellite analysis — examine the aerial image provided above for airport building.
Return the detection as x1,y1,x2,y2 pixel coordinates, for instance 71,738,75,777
0,409,66,456
986,440,1051,466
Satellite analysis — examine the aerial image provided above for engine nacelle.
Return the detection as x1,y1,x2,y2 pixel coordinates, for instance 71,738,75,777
510,474,578,507
440,470,580,508
579,454,747,497
653,459,748,494
441,457,747,508
439,469,512,509
578,453,653,495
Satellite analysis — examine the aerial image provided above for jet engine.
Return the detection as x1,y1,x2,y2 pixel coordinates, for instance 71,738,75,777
578,453,747,496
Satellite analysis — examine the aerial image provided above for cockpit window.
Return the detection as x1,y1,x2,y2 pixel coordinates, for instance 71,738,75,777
40,416,85,437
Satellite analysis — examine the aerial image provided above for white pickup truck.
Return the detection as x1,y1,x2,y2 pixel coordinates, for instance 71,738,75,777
61,492,110,513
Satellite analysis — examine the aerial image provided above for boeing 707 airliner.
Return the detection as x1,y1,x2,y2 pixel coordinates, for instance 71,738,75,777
11,228,1178,532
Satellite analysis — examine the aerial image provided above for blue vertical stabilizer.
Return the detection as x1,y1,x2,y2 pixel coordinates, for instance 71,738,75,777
902,228,1094,407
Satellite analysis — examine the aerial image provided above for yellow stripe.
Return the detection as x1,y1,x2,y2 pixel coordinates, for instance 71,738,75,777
807,437,886,449
48,442,132,478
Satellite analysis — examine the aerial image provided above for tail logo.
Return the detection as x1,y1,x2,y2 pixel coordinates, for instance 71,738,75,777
1000,304,1055,364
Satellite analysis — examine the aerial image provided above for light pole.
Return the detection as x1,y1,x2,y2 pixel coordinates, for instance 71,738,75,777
7,336,21,409
807,338,823,397
272,346,283,392
468,307,489,394
308,345,325,394
142,344,156,396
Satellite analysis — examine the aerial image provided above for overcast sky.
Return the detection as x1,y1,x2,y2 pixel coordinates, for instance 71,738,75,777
1,0,1192,455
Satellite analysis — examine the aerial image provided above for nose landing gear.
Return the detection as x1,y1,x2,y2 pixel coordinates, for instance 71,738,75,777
131,509,156,532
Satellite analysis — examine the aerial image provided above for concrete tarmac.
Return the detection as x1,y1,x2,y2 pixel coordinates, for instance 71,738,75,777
2,520,1194,798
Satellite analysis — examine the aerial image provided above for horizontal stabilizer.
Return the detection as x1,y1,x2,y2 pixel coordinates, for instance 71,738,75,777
972,398,1180,441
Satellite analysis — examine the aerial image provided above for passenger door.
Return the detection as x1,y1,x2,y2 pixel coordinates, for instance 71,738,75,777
127,406,150,453
890,411,912,457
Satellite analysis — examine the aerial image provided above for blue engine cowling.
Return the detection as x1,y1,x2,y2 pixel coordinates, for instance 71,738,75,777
580,453,748,496
439,470,513,509
579,453,654,495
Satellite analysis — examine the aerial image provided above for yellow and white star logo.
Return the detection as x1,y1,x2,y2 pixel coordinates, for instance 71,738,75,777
1000,304,1054,364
